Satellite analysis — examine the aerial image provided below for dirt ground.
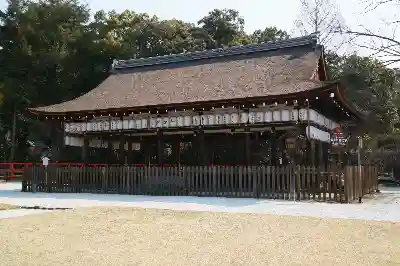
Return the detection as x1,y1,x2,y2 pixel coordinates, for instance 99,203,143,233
0,207,399,266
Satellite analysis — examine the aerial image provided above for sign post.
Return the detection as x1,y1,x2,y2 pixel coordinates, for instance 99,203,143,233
42,156,50,193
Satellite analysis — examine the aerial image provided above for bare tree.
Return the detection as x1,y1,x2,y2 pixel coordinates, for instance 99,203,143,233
343,0,400,66
293,0,348,49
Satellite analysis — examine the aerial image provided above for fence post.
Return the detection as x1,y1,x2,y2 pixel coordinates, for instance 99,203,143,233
253,166,259,199
101,167,107,193
343,166,349,203
45,165,50,193
212,166,217,197
294,165,300,202
21,166,28,192
182,166,188,196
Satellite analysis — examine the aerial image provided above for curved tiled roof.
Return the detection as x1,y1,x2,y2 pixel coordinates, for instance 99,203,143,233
32,34,325,114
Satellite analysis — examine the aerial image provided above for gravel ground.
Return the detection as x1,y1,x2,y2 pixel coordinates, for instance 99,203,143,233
0,207,399,266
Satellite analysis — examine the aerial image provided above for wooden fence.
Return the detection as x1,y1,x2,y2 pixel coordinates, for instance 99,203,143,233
21,165,378,203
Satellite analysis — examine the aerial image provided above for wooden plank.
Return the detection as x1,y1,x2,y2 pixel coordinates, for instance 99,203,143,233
265,166,271,199
193,166,198,196
282,166,287,200
260,166,266,198
212,166,217,197
271,166,276,199
169,166,174,196
132,166,137,194
238,166,243,197
186,166,191,196
229,166,234,197
192,166,197,196
277,166,282,200
344,166,350,203
301,166,306,200
332,165,337,202
322,167,327,202
253,166,257,198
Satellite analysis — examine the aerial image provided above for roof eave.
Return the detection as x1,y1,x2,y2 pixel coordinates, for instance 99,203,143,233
28,83,337,117
333,82,367,121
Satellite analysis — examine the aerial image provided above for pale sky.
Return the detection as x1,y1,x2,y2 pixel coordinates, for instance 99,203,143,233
0,0,399,60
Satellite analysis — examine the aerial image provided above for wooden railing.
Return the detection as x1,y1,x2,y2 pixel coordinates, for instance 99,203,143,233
21,165,378,203
0,163,32,181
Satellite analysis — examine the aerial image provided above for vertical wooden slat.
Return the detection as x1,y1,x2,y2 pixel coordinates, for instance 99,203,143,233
133,166,138,194
238,166,243,197
300,166,306,200
266,166,271,199
260,166,266,198
308,166,312,200
186,166,191,196
228,166,232,197
252,166,256,198
271,166,276,199
344,166,349,203
212,166,217,197
322,166,327,202
332,165,337,202
192,166,196,196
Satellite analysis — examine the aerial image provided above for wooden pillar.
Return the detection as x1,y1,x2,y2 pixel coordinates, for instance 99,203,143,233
107,138,114,164
322,141,329,167
82,136,89,163
141,137,150,166
305,140,311,165
313,140,323,167
157,130,163,165
244,129,251,165
172,136,180,166
318,141,323,167
127,138,133,165
119,133,125,165
271,129,277,166
311,140,316,166
50,120,65,162
253,132,260,165
198,130,206,165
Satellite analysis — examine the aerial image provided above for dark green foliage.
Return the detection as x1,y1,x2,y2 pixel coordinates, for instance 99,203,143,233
0,0,396,161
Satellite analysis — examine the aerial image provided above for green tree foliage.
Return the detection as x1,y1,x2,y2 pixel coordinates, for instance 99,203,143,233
326,51,400,134
198,9,245,48
0,0,395,161
251,27,289,43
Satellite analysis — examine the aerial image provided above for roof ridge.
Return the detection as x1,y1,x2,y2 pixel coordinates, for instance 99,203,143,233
111,33,318,71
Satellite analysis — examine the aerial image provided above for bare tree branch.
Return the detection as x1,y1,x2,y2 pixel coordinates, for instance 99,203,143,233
292,0,349,52
345,30,400,46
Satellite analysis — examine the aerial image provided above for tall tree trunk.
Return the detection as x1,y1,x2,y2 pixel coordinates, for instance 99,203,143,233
9,105,16,162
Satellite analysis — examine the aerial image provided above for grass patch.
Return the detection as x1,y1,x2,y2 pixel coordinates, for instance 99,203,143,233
0,203,19,210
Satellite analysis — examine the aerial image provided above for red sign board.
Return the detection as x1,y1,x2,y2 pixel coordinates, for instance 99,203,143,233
331,127,348,146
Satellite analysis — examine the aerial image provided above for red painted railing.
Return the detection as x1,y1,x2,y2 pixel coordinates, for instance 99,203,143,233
0,162,251,180
0,162,33,180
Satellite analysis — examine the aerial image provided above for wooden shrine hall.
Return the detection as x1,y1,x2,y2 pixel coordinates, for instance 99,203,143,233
30,34,363,167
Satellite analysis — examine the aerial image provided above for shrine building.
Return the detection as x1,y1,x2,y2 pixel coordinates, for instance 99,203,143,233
30,34,363,167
